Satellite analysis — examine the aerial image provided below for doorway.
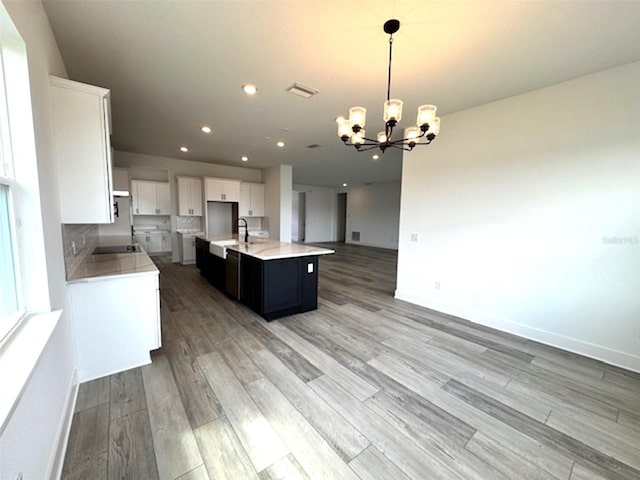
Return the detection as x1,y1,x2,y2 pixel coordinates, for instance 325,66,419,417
292,191,306,242
336,192,347,243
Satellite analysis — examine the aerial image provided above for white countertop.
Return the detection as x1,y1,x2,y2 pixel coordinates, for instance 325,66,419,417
199,234,334,260
68,248,158,283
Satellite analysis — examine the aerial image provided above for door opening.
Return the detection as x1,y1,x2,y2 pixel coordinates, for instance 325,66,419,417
337,192,347,243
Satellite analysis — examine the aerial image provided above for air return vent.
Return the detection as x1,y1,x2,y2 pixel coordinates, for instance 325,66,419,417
286,82,319,98
351,231,361,242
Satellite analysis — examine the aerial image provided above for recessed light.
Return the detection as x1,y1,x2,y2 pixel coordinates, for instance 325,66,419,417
242,83,257,95
276,141,285,148
201,126,212,134
180,146,189,152
372,154,380,160
241,156,248,162
342,183,347,187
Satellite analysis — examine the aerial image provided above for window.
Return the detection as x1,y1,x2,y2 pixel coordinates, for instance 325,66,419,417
0,5,25,343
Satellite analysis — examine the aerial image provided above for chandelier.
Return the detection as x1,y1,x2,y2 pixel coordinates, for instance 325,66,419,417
337,19,440,153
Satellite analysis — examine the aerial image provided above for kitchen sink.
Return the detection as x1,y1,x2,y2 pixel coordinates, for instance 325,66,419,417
210,239,238,259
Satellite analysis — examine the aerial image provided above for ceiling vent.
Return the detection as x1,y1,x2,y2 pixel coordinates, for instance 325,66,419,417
286,82,319,98
306,144,322,149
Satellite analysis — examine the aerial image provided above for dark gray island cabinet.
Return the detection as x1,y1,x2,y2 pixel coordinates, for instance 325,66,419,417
196,236,334,320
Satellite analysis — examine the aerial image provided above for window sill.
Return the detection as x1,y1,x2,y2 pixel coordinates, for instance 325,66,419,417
0,310,62,434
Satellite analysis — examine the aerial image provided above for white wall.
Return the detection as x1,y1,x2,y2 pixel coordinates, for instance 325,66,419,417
344,182,401,249
264,165,292,241
293,184,337,243
396,62,640,372
1,1,76,479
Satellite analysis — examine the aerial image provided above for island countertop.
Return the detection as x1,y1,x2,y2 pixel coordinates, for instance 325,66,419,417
198,234,334,261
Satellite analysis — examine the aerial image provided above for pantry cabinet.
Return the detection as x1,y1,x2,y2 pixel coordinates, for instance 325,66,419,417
50,76,114,224
177,176,203,216
239,182,265,217
132,180,170,215
204,177,240,202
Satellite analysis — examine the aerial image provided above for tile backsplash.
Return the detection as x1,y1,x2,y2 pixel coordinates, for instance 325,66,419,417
62,224,98,279
176,215,203,231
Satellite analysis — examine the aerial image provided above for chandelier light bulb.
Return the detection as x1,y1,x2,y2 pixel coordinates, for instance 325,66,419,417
338,122,352,139
383,99,403,123
351,130,365,145
405,126,421,144
377,132,388,144
349,106,366,129
429,117,441,135
417,105,437,128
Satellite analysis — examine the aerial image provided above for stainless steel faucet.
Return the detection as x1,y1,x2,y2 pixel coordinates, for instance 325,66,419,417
237,217,249,243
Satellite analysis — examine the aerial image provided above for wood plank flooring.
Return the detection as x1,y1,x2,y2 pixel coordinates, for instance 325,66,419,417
61,243,640,480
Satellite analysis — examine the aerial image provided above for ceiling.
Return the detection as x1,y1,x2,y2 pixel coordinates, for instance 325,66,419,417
42,1,640,187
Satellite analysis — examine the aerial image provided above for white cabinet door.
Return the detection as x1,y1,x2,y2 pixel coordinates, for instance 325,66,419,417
177,177,203,216
223,181,240,202
250,183,265,216
162,232,172,253
133,180,170,215
181,235,196,264
204,178,240,202
156,182,170,215
133,180,157,215
147,234,162,253
177,177,191,215
239,182,265,217
189,178,203,215
50,76,114,224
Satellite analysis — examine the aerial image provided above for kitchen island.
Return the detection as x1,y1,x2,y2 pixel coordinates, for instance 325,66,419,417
196,235,334,320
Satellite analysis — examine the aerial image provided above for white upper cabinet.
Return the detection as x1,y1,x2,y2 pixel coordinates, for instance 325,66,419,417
204,177,240,202
176,176,203,216
50,76,114,224
132,180,170,215
239,182,265,217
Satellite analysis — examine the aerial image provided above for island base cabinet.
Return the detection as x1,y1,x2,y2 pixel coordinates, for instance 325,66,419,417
68,272,160,382
241,255,319,321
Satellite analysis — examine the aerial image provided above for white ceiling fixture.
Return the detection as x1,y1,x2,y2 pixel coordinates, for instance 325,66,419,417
201,125,212,133
241,155,248,162
180,146,189,152
286,82,318,98
337,19,440,153
372,154,380,160
276,141,285,148
342,183,347,187
242,83,257,95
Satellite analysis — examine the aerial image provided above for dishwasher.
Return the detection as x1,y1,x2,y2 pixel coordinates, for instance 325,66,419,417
225,249,240,300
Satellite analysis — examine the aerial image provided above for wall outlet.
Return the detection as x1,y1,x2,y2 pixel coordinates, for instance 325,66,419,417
410,233,418,242
435,281,441,290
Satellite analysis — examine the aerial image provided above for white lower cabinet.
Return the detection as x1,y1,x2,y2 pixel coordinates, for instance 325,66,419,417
178,232,201,264
68,271,160,382
135,230,171,255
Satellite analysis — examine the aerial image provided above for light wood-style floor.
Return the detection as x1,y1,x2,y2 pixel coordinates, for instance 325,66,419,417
61,243,640,480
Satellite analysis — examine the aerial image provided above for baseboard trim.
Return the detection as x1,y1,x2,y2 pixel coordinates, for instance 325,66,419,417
394,289,640,374
46,368,78,480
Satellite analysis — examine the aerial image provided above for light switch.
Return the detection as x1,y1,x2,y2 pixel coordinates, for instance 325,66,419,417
307,263,314,273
